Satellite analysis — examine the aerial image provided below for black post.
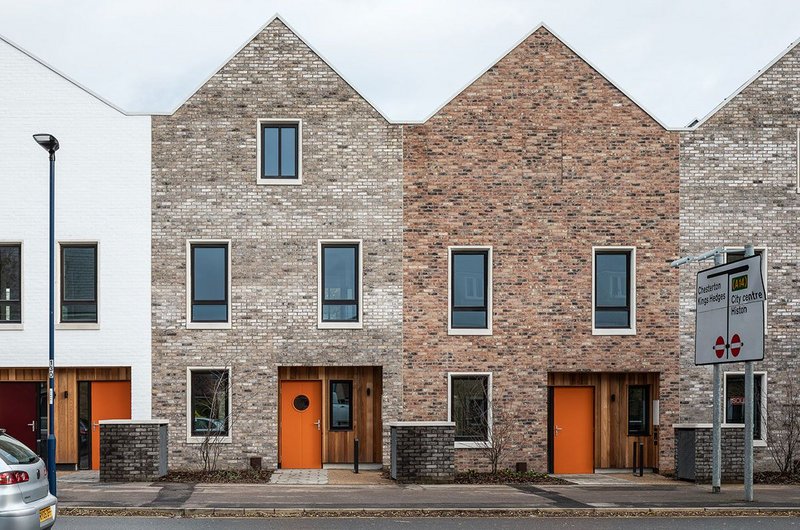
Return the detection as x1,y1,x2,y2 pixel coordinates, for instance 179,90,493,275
632,441,637,475
354,438,359,474
638,441,644,477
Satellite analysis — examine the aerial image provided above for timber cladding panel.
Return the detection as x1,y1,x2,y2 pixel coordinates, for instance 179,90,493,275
151,18,403,469
402,27,680,472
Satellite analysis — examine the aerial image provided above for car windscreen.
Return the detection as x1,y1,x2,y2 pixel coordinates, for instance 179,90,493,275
0,435,39,465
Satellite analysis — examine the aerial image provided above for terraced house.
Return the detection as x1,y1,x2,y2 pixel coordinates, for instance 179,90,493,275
150,16,403,469
402,24,681,474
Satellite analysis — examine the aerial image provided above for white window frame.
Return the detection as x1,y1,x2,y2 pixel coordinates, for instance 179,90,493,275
186,367,233,444
0,241,23,331
56,241,100,330
317,239,363,330
796,128,799,194
447,372,493,449
448,246,493,336
592,246,636,336
186,240,232,330
724,246,768,334
723,371,767,447
256,118,303,186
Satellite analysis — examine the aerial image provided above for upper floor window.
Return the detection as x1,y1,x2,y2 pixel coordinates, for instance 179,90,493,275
318,241,361,329
258,120,301,185
188,241,230,328
60,244,97,323
593,247,636,335
449,247,492,335
0,244,21,325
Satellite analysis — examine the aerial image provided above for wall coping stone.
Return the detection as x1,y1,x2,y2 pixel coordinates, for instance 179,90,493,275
387,421,455,427
673,423,744,429
100,419,170,425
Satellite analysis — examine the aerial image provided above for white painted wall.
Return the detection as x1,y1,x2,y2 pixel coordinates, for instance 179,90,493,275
0,37,152,419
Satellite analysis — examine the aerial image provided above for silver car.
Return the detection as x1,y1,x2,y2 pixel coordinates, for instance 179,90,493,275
0,430,56,529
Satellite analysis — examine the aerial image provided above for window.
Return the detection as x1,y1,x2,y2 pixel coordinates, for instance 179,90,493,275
627,385,650,436
449,247,492,335
448,373,491,446
258,120,301,184
60,244,97,323
724,372,766,443
593,247,636,335
0,244,21,325
188,241,230,328
330,380,353,431
189,369,230,440
318,241,362,328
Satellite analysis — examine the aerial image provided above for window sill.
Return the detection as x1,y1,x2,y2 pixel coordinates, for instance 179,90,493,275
257,178,302,186
187,435,232,444
0,323,23,331
318,321,363,330
448,328,492,336
592,327,636,336
455,441,489,449
754,439,767,448
57,322,100,330
187,321,232,330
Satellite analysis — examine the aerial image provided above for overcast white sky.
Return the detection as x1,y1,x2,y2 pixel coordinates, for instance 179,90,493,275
1,1,798,125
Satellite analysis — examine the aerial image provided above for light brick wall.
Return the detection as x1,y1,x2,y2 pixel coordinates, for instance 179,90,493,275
679,43,800,470
151,19,403,469
402,28,680,472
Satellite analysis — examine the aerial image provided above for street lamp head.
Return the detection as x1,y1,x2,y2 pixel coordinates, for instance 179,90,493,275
33,134,59,154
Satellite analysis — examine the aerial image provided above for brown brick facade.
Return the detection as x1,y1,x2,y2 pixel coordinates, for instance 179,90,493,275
402,27,680,472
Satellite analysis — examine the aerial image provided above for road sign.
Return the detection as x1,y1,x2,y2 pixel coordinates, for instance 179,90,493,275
695,254,765,365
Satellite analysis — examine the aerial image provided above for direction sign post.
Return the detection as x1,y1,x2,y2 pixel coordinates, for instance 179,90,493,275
711,253,723,494
743,244,755,502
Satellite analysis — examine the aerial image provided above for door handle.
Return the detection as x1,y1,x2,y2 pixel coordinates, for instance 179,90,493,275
92,422,99,431
314,419,321,431
28,421,36,432
554,425,563,436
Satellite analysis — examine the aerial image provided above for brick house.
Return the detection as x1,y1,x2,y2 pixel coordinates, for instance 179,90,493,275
151,16,403,469
402,24,680,473
679,37,800,470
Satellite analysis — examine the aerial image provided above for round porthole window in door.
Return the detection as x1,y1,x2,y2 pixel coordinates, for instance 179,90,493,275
293,395,310,411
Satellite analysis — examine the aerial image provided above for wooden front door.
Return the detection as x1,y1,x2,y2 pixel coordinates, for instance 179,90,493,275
280,380,322,469
90,381,131,470
0,382,39,451
553,386,594,474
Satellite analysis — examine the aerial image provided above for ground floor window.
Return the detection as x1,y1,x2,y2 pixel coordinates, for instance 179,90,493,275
627,385,650,436
330,380,353,431
189,369,230,439
724,372,766,442
448,373,491,445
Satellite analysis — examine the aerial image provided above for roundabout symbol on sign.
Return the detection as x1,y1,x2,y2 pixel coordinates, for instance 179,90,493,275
714,336,725,359
730,334,742,357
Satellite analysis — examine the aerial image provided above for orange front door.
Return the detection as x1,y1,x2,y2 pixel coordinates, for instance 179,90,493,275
553,386,594,474
90,381,131,470
280,380,322,469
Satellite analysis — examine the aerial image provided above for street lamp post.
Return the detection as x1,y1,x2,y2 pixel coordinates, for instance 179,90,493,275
33,133,59,496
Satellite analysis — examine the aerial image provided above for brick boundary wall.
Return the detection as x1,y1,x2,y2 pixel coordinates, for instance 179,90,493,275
389,422,455,484
674,424,744,484
100,420,169,482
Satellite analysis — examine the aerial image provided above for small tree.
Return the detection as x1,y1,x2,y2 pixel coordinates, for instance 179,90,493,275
193,367,233,475
478,400,517,474
766,380,800,476
452,383,516,474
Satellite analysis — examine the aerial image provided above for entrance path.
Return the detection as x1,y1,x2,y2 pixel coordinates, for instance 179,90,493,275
269,469,328,485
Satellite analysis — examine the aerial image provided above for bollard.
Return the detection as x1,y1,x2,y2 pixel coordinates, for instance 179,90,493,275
632,442,637,475
354,438,359,474
638,442,644,477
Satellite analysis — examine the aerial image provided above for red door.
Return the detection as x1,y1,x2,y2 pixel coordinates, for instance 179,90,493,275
0,382,39,451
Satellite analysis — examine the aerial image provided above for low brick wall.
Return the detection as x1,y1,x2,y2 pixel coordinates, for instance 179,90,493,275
100,420,169,482
674,424,744,483
388,421,455,484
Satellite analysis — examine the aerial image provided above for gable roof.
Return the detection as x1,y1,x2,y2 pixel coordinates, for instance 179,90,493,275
689,36,800,129
158,13,393,122
0,32,136,116
407,22,675,130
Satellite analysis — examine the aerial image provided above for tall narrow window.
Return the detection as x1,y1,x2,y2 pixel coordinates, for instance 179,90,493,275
189,369,230,438
0,244,21,324
593,248,635,332
449,374,490,444
259,121,300,182
190,243,229,324
627,385,650,436
450,248,491,333
320,242,360,325
330,380,353,431
61,244,97,323
725,372,766,441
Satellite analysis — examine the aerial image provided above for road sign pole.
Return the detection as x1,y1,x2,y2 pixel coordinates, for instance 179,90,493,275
743,243,755,502
712,253,723,493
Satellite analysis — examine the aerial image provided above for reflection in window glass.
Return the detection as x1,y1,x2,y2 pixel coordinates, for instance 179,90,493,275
595,251,631,329
451,375,489,442
0,244,21,323
190,370,229,437
61,245,97,322
321,244,359,322
191,244,228,323
725,374,764,440
330,381,353,430
451,251,488,329
627,385,650,436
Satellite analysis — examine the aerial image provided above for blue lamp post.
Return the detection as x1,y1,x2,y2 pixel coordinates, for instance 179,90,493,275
33,133,59,496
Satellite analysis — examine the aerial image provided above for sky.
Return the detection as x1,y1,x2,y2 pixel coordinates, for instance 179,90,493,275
1,1,798,125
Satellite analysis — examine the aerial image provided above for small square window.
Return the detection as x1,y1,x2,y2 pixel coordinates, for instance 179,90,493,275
258,120,301,184
61,244,97,323
330,380,353,431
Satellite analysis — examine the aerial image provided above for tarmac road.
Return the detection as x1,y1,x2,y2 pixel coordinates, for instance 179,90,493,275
56,516,800,529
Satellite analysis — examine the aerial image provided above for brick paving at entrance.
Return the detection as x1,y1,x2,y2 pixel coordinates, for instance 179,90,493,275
270,469,328,485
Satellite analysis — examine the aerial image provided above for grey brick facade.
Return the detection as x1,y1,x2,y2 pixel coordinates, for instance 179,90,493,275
679,42,800,470
151,17,403,469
